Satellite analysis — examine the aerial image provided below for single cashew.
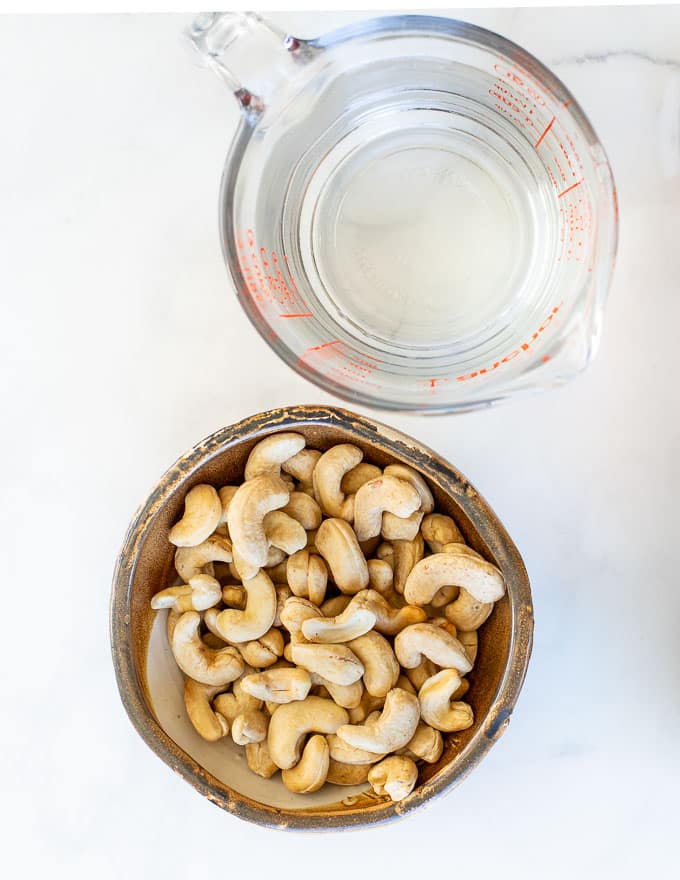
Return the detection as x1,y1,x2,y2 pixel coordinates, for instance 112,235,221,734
457,630,478,665
368,755,418,802
327,733,387,765
231,709,269,745
315,518,369,594
279,596,322,642
336,688,420,754
281,492,323,531
353,476,421,542
341,462,382,495
281,448,321,484
281,734,329,794
246,740,279,778
301,603,376,644
170,612,244,686
235,627,284,668
174,534,233,582
404,658,439,691
241,667,312,704
244,432,306,481
308,673,364,709
183,678,229,741
347,631,400,698
419,669,474,732
211,570,277,643
444,588,494,631
231,543,287,582
151,574,222,613
217,485,239,525
404,548,505,606
395,623,472,673
213,678,262,725
398,722,443,763
421,513,465,553
392,533,425,594
321,594,352,617
291,642,364,686
381,511,424,542
222,584,246,609
326,758,372,786
262,510,307,555
367,559,394,595
312,444,363,520
169,484,222,548
353,589,427,636
384,464,435,513
228,474,290,571
267,696,349,770
287,549,328,606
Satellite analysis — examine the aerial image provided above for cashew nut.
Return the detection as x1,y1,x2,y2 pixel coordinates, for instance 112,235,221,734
398,722,443,763
404,658,438,691
240,667,312,704
429,586,459,608
217,484,238,523
228,474,290,571
327,733,386,765
393,533,425,594
174,534,233,582
368,755,418,802
404,548,505,606
326,758,372,786
231,709,269,745
281,448,321,484
169,484,222,547
341,462,382,495
457,629,478,665
353,589,427,636
267,696,349,770
419,669,474,732
308,673,364,709
151,573,222,613
383,464,435,514
312,444,363,520
291,642,364,686
347,631,400,698
213,678,262,725
222,584,246,609
245,740,279,779
353,476,421,542
279,596,322,642
287,549,328,606
335,688,420,754
315,518,369,594
321,594,352,617
282,492,323,531
244,432,306,481
211,570,277,643
382,511,424,542
262,510,307,555
421,513,465,553
395,623,472,674
170,611,244,686
301,603,376,644
235,627,284,667
444,588,493,631
367,559,394,595
281,734,329,794
183,678,229,741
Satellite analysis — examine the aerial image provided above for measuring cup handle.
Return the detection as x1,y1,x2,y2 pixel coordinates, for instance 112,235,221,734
187,12,317,114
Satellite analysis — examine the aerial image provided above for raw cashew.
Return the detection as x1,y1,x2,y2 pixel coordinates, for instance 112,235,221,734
326,759,372,786
353,589,427,636
240,667,312,704
169,484,222,547
231,710,269,745
267,696,349,770
235,627,284,668
393,533,425,594
301,603,376,644
327,733,387,765
315,518,369,594
183,678,229,741
404,547,505,606
263,510,307,555
228,474,290,571
383,464,435,514
174,534,233,582
341,463,382,495
309,673,364,709
321,594,351,617
218,485,238,525
398,722,443,763
419,669,474,732
347,631,400,698
395,623,472,674
429,586,459,608
246,741,279,779
171,612,244,686
421,513,465,553
287,549,328,606
244,432,306,481
457,630,478,665
281,448,321,484
353,476,421,542
368,756,418,802
291,643,364,686
404,658,438,691
335,688,420,754
281,734,329,794
279,596,322,642
213,678,262,725
367,559,394,594
282,492,323,531
222,584,246,609
382,511,424,542
444,588,493,631
312,444,363,520
151,574,222,613
211,570,277,643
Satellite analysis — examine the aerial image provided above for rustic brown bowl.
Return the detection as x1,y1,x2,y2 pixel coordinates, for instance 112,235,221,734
110,405,533,830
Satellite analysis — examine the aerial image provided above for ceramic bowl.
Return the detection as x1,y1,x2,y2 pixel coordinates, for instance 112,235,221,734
110,405,533,830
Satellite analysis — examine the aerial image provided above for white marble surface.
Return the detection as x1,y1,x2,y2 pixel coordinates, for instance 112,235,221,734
1,7,679,878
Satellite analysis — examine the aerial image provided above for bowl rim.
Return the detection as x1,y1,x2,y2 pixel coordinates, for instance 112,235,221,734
110,404,533,830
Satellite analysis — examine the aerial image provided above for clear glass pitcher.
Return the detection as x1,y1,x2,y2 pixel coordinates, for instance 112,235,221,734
188,11,618,413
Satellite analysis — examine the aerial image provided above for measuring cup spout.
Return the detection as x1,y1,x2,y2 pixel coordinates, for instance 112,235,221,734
187,12,315,115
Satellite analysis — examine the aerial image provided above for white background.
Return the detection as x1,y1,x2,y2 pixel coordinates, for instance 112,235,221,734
1,6,679,878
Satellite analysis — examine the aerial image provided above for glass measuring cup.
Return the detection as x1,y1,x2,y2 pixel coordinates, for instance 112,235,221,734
188,12,618,413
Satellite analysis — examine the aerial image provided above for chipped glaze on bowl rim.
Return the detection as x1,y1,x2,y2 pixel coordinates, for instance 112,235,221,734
110,405,533,830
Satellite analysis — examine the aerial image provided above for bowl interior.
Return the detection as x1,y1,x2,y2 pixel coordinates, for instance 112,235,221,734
118,411,527,826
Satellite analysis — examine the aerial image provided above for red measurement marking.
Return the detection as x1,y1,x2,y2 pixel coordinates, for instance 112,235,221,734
280,313,313,318
563,99,573,108
558,180,583,199
309,340,340,352
534,116,556,148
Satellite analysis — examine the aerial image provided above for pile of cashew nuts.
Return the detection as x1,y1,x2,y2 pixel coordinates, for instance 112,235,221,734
151,433,506,802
